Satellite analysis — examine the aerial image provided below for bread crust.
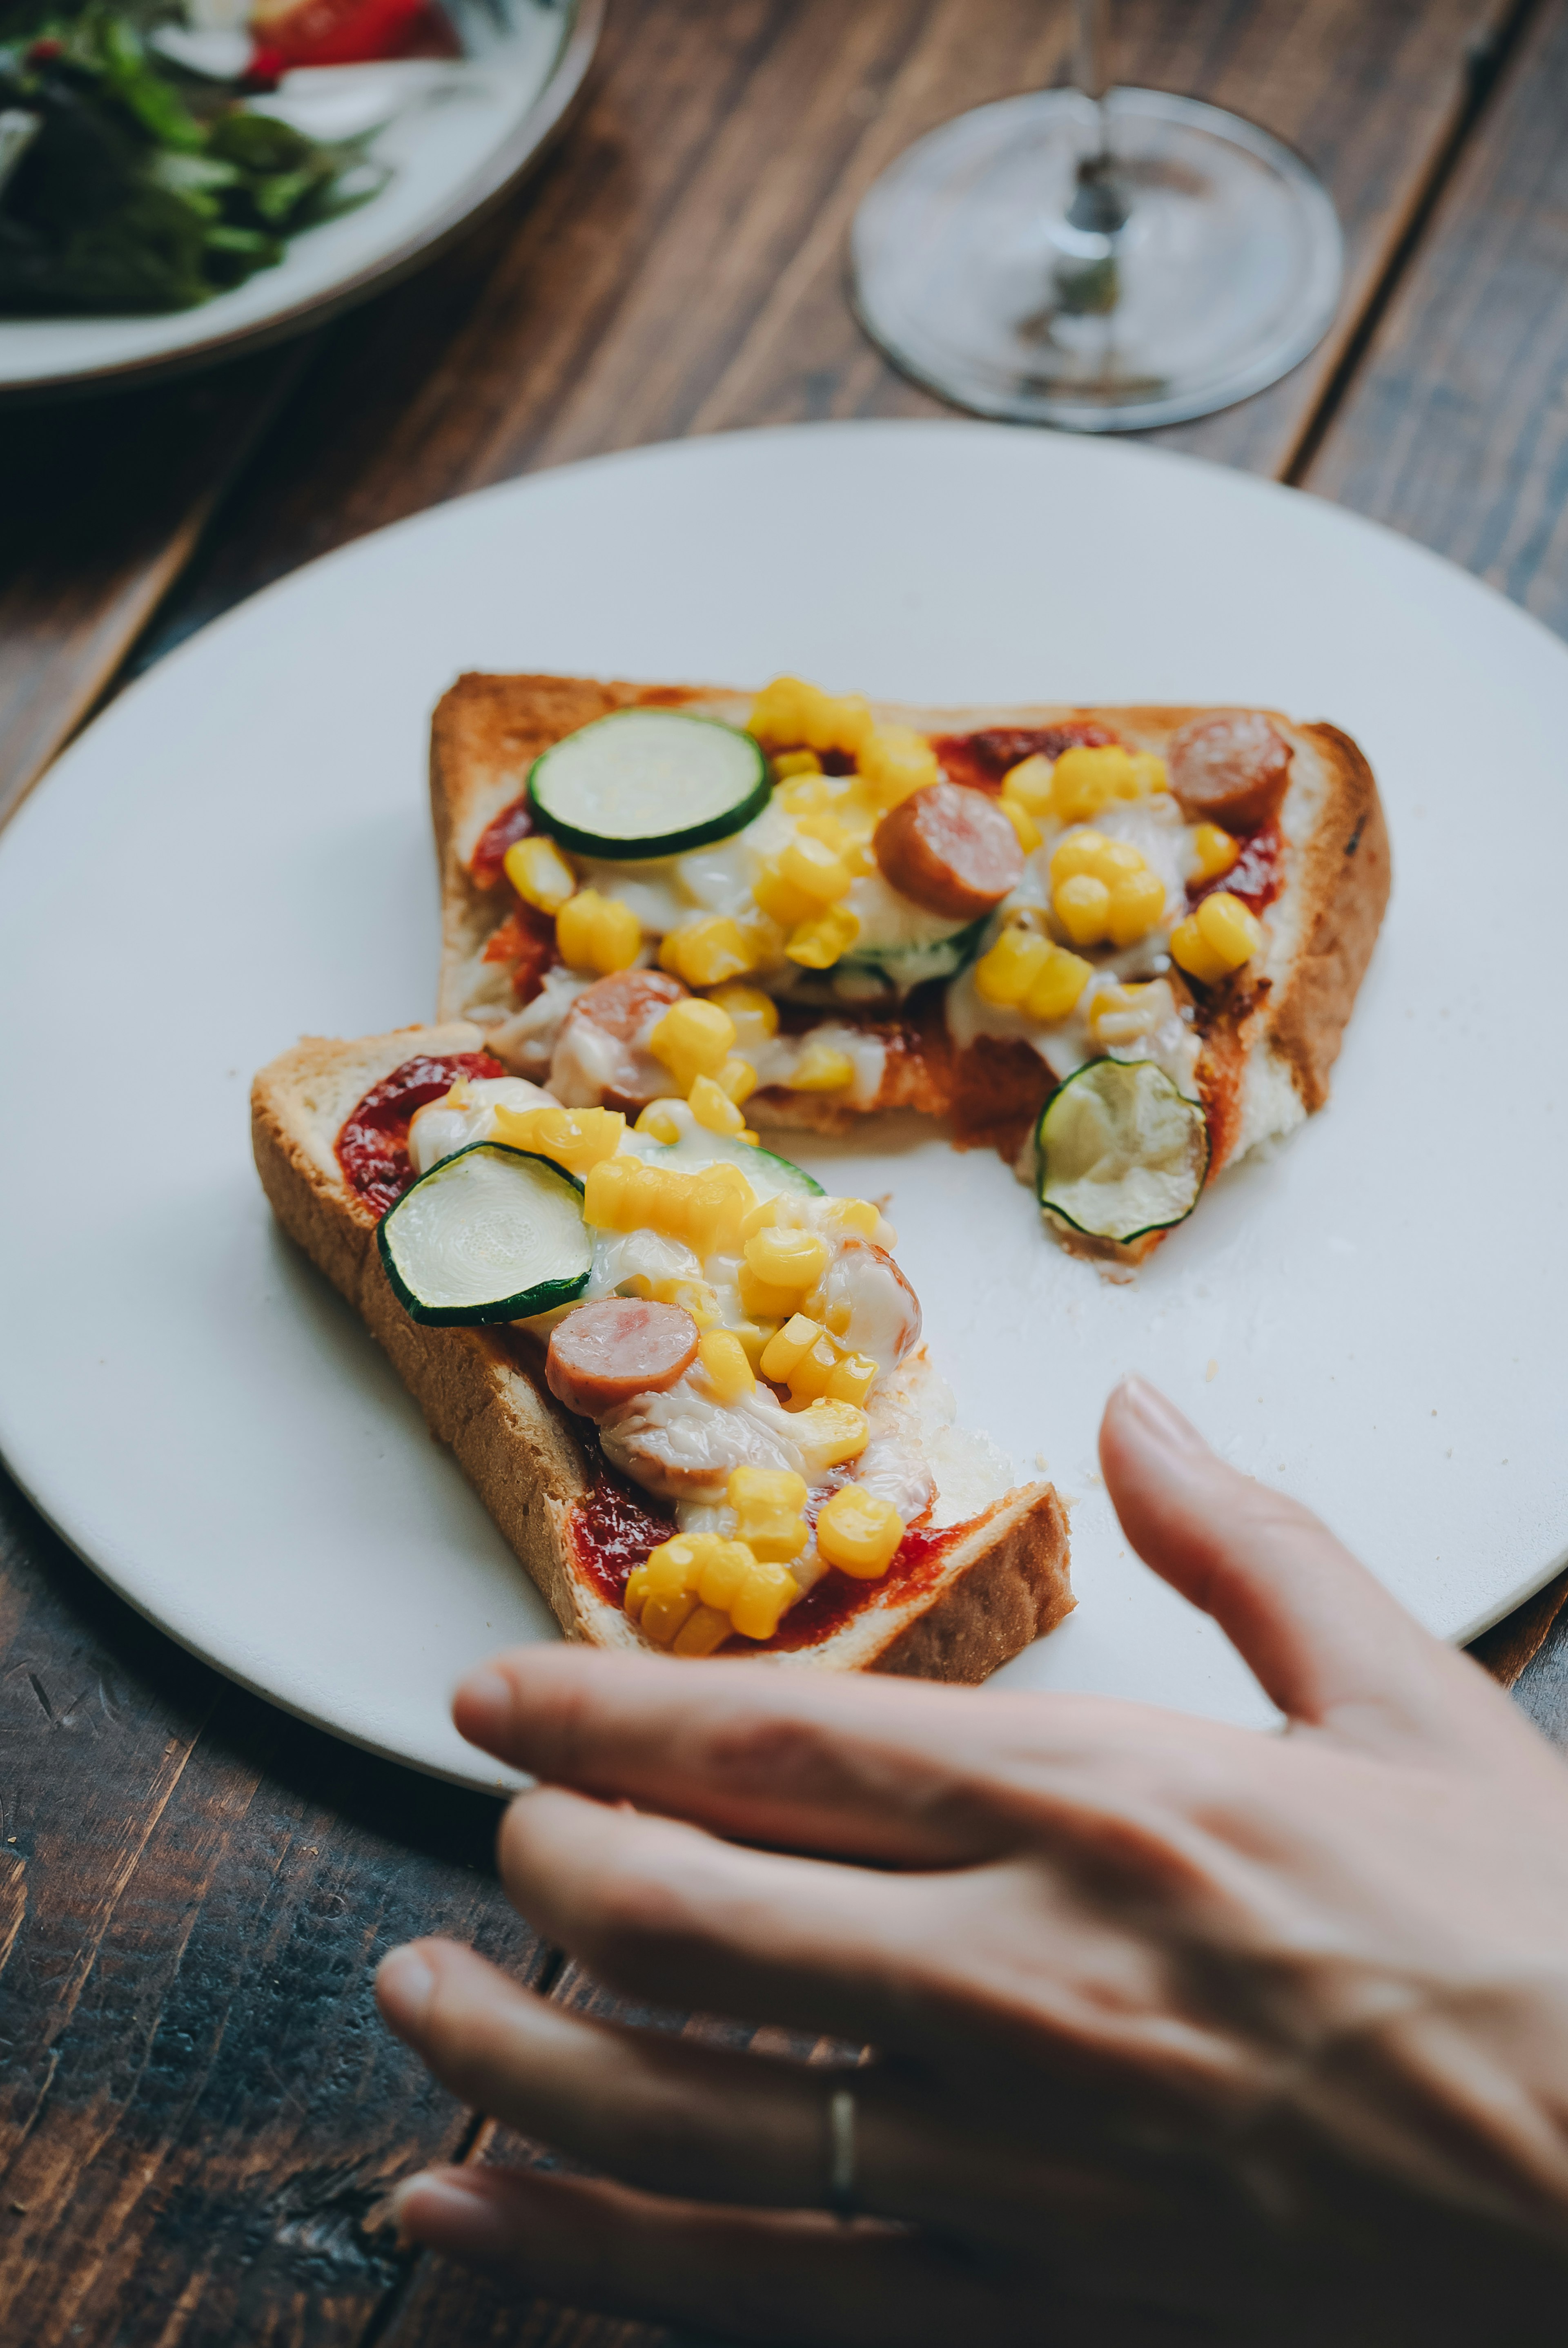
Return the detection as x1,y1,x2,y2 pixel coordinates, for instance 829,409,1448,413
252,1023,1073,1680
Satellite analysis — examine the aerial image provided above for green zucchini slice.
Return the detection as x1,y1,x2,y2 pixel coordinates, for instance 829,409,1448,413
1036,1059,1210,1244
528,710,772,861
379,1144,592,1326
620,1122,825,1200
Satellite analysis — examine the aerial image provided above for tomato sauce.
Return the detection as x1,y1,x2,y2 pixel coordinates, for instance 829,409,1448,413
336,1050,503,1220
568,1467,677,1605
931,721,1118,794
481,902,561,1006
470,794,534,890
1188,819,1282,916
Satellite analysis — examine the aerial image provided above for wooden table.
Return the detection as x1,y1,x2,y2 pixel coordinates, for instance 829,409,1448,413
4,1,1568,2338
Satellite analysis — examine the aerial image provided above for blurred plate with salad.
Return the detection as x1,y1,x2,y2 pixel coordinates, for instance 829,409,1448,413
0,0,594,391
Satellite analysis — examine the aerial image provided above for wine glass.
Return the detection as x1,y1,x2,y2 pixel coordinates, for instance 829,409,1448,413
850,0,1342,431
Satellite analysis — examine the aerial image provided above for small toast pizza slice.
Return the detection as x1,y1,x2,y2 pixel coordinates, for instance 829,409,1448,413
252,1020,1072,1678
430,673,1389,1264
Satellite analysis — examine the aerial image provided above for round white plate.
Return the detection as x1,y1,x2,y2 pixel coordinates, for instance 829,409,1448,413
2,420,1564,1789
0,0,597,399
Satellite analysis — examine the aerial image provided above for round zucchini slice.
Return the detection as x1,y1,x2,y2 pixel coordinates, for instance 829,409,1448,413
378,1144,592,1325
528,710,772,861
1036,1059,1209,1244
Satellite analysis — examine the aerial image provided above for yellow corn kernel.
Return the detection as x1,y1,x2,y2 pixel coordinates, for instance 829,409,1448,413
555,887,641,976
726,1318,777,1367
644,1536,699,1597
773,749,822,779
710,1058,754,1108
729,1559,798,1641
751,859,818,929
634,1097,684,1143
1192,822,1238,881
583,1155,752,1253
787,1039,856,1088
491,1102,626,1175
1088,982,1165,1045
793,1398,871,1469
816,1485,904,1577
649,996,736,1090
1196,889,1263,966
740,1129,761,1146
996,794,1042,853
1054,872,1112,947
794,808,849,853
1001,753,1056,815
822,1297,853,1337
745,1227,830,1290
707,983,779,1048
698,1329,755,1403
504,836,577,914
650,1277,719,1327
684,1162,756,1255
779,835,853,904
1049,828,1111,885
823,1196,880,1238
973,926,1053,1009
824,1351,878,1407
688,1073,747,1135
662,914,755,989
739,1194,780,1241
1107,868,1167,949
1050,745,1138,824
673,1603,733,1657
727,1465,810,1562
1129,751,1167,798
642,1587,699,1644
786,906,859,971
785,1331,841,1405
1023,946,1093,1023
582,1153,657,1231
858,723,940,807
748,677,873,757
695,1536,757,1612
759,1313,821,1383
624,1562,650,1619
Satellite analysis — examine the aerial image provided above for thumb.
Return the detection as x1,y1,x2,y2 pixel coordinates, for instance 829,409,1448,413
1098,1377,1474,1743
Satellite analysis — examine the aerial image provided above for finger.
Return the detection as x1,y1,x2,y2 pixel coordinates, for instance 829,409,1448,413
391,2163,1187,2348
454,1641,1032,1863
1098,1378,1482,1742
374,1938,1147,2241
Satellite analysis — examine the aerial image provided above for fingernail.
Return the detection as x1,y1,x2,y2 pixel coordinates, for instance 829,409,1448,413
390,2171,509,2257
376,1944,434,2035
453,1666,512,1750
1117,1376,1206,1454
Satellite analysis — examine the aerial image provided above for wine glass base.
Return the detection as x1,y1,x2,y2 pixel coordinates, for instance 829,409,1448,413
851,87,1343,432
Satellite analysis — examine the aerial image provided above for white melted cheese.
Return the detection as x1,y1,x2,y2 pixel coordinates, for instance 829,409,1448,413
407,1076,558,1176
467,963,592,1079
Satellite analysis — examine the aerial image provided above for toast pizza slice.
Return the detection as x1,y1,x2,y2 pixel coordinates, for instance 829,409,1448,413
252,1020,1072,1679
430,673,1389,1267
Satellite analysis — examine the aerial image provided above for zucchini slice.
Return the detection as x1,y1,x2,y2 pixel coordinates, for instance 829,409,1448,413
528,710,771,861
620,1122,825,1200
378,1144,592,1325
1036,1059,1209,1244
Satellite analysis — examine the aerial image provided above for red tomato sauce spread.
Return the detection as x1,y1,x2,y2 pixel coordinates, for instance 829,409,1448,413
470,795,534,890
336,1051,503,1220
1189,819,1282,916
932,721,1118,794
568,1467,676,1601
482,902,561,1007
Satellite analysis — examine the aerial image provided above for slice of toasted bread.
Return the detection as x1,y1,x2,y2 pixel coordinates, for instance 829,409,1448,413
428,676,1389,1207
252,1021,1074,1681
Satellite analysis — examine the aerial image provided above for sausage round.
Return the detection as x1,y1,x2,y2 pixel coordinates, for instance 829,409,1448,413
873,783,1025,921
1167,711,1292,833
546,1298,699,1418
563,968,684,1044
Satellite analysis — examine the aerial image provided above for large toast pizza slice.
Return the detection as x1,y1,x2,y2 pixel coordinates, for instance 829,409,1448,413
252,1020,1072,1679
430,673,1389,1267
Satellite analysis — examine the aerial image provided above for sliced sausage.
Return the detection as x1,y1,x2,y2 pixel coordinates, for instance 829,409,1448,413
1167,712,1292,833
818,1239,921,1372
546,1298,699,1418
873,783,1024,921
550,969,687,1111
563,968,685,1044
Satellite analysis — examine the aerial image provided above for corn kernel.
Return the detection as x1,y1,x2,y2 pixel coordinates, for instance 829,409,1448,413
759,1314,821,1383
730,1559,798,1641
793,1398,871,1469
504,836,577,914
780,774,833,815
795,808,851,852
583,1155,755,1253
1023,946,1093,1023
1054,872,1112,947
752,860,819,929
688,1073,747,1135
643,1587,699,1644
1130,752,1167,798
780,835,853,903
707,983,779,1048
824,1197,880,1237
491,1102,626,1175
624,1563,650,1618
816,1485,904,1577
673,1603,733,1657
739,1195,780,1240
748,676,873,757
728,1464,809,1561
1192,822,1238,880
695,1537,756,1611
713,1057,756,1107
649,996,736,1090
1088,982,1166,1044
650,1276,720,1327
1050,745,1138,823
773,749,822,778
787,1039,856,1088
644,1536,698,1597
824,1351,878,1407
662,914,755,989
786,907,859,971
684,1163,756,1254
1107,868,1167,949
726,1318,777,1367
858,723,940,807
1001,753,1056,815
745,1227,829,1290
698,1329,756,1403
781,1331,838,1405
1049,828,1111,886
973,926,1053,1009
997,795,1042,853
635,1098,684,1143
1197,890,1263,965
555,887,641,975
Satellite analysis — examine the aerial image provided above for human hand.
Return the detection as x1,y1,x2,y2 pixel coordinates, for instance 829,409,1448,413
376,1378,1568,2344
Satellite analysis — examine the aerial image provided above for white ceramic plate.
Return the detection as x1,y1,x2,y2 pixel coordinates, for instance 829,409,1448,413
2,420,1565,1788
0,0,597,398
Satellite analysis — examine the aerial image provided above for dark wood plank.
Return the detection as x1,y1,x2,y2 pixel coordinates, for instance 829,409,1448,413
0,1473,544,2348
130,0,1512,662
1513,1594,1568,1750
